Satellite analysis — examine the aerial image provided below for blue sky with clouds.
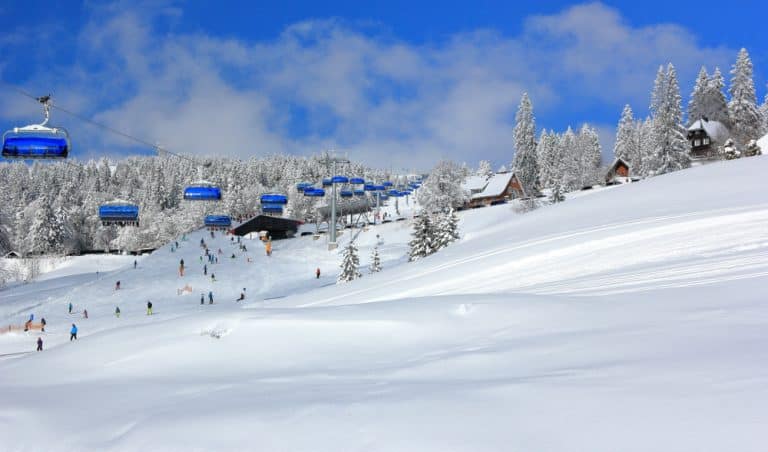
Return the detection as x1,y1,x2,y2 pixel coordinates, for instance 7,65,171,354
0,0,765,170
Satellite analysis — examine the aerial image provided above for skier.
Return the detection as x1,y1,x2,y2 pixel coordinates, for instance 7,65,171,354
200,238,205,247
215,256,218,264
179,264,184,277
316,267,321,279
200,293,205,305
70,324,78,341
211,273,216,282
180,258,185,268
40,318,46,332
37,337,43,352
231,253,236,259
83,309,88,319
68,302,73,314
236,292,245,302
115,280,121,290
29,313,34,322
115,306,121,318
199,255,203,263
146,301,153,315
208,291,214,304
204,264,207,276
134,260,137,269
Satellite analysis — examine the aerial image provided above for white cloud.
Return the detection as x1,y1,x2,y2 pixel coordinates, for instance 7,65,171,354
0,2,735,170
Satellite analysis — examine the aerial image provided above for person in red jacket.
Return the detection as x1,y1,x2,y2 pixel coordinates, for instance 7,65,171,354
316,267,321,279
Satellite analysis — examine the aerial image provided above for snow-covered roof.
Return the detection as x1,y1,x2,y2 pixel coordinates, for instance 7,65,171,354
472,172,514,199
462,175,489,192
687,119,730,143
757,133,768,152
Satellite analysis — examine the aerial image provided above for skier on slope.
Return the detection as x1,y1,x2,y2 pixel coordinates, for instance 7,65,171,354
208,291,214,304
40,318,46,332
146,301,153,315
70,324,78,341
115,306,121,318
316,267,321,279
37,337,43,352
68,302,73,314
200,293,205,305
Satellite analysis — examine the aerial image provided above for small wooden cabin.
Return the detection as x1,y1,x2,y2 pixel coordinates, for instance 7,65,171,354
604,158,632,185
466,172,526,208
687,118,730,160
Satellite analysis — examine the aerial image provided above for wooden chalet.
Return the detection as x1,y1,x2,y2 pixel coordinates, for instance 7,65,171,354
604,158,633,185
687,117,730,160
466,172,526,208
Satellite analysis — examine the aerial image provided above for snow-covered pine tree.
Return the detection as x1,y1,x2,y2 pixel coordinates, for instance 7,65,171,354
760,91,768,136
614,105,640,170
536,129,557,190
433,208,460,250
728,48,762,148
577,124,602,187
687,67,709,125
416,160,468,213
703,67,731,127
369,246,382,274
408,213,435,261
558,127,580,191
648,64,690,176
476,160,493,179
338,241,361,283
512,92,538,194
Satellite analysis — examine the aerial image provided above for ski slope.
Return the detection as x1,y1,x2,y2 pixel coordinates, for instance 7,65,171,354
1,157,768,451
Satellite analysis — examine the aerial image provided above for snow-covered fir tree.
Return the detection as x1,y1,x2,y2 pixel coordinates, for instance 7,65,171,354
408,213,435,261
433,208,460,251
687,67,708,124
536,129,558,190
614,105,640,169
703,67,731,127
577,124,602,187
512,92,538,194
558,126,580,191
761,91,768,136
416,160,468,213
728,48,762,148
338,240,361,283
647,64,690,176
369,247,382,274
476,160,493,179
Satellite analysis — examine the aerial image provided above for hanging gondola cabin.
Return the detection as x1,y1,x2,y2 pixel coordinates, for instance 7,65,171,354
303,188,325,197
98,203,140,227
204,215,232,230
184,183,222,201
2,95,70,160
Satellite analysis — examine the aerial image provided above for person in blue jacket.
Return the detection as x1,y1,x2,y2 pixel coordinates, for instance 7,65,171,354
70,324,78,341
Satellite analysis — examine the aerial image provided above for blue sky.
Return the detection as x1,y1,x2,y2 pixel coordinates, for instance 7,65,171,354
1,0,766,170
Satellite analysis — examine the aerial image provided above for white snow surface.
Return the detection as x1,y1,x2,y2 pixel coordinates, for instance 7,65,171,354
2,157,768,451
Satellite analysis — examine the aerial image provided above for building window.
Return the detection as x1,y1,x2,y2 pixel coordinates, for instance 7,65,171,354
694,139,701,146
702,137,710,145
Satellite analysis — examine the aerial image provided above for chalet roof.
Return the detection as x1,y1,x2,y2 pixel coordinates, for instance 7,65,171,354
462,175,489,192
472,172,515,199
687,118,730,143
232,215,302,238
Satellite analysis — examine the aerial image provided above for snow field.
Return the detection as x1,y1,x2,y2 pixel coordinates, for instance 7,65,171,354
1,156,767,451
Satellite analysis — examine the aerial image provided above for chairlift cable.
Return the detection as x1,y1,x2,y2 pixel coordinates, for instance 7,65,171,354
0,81,201,165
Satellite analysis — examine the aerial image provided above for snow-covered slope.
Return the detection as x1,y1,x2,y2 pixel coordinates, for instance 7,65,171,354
1,157,767,451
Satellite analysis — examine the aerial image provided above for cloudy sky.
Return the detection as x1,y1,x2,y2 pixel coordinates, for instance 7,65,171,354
0,0,765,170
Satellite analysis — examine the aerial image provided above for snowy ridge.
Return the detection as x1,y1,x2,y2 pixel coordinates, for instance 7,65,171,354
1,156,767,451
